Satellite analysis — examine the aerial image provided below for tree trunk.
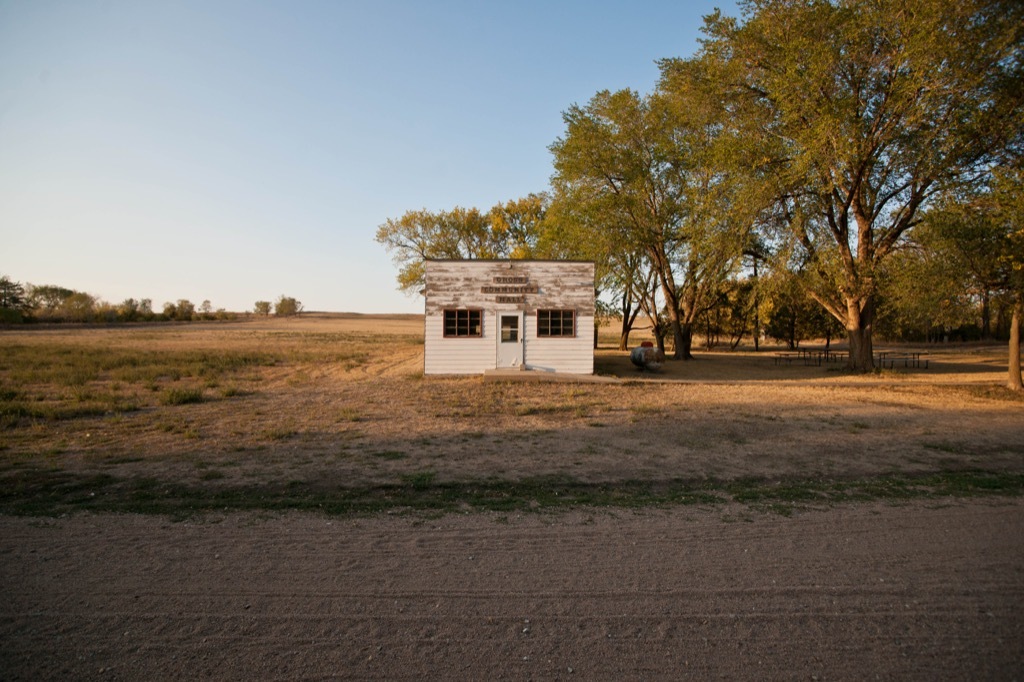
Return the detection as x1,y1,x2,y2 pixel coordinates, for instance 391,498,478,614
676,289,698,360
618,302,630,351
677,322,694,360
664,305,690,360
753,309,760,351
846,296,875,372
752,257,760,352
654,323,667,356
981,291,992,341
618,297,640,351
649,245,688,361
1009,293,1022,391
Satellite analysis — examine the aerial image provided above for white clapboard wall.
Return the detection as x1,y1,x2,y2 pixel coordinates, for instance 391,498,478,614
424,260,595,375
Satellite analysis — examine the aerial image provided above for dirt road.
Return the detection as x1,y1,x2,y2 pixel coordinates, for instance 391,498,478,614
2,500,1022,680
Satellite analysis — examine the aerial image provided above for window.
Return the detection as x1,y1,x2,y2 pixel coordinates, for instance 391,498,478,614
500,315,519,342
537,309,575,337
443,309,482,337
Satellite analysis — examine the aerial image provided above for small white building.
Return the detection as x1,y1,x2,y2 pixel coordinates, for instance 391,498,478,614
423,259,595,375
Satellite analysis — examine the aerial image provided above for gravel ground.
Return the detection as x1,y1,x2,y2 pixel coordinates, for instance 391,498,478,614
2,499,1022,680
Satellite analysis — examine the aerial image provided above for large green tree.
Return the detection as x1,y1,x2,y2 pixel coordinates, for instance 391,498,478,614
684,0,1024,370
925,164,1024,389
26,284,75,317
542,178,657,350
376,194,547,294
549,86,747,360
873,244,976,342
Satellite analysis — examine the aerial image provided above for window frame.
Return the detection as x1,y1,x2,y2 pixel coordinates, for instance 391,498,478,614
536,309,576,338
442,308,484,338
499,314,520,343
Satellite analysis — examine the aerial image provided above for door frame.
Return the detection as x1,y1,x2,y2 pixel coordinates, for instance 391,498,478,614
496,311,525,368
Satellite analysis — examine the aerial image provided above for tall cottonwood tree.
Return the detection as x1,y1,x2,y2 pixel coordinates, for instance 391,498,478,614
683,0,1024,370
549,86,747,360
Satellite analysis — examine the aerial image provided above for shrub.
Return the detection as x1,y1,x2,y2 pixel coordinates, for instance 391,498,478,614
0,308,23,323
274,296,303,317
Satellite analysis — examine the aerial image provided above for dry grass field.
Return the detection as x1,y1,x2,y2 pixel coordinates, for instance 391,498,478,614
1,313,1022,515
2,311,1024,512
2,315,1023,680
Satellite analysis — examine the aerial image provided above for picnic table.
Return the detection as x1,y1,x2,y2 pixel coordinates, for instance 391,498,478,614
875,351,929,369
772,348,930,370
773,348,850,366
773,351,822,366
821,349,846,364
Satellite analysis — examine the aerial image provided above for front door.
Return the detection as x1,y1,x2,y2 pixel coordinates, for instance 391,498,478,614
496,312,524,368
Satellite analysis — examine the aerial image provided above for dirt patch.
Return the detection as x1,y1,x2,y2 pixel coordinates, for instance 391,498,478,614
2,500,1022,680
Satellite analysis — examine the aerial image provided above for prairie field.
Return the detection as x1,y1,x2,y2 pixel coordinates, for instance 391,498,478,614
1,313,1021,516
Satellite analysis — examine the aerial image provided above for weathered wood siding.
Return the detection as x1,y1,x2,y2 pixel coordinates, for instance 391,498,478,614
423,312,496,375
424,260,595,375
522,312,594,374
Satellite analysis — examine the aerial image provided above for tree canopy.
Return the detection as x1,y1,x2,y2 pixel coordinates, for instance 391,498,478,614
274,296,304,317
678,0,1024,369
549,85,749,359
924,163,1024,387
375,194,548,294
0,276,29,322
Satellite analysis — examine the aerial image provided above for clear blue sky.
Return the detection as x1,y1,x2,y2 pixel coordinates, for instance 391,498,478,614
1,0,737,314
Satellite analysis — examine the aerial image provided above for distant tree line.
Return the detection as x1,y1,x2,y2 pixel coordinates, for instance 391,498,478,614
252,296,303,317
377,0,1023,389
0,276,305,324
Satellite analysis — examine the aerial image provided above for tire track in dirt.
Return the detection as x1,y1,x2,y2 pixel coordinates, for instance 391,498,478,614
2,501,1022,680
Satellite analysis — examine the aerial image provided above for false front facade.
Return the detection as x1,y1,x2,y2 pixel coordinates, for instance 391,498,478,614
423,260,595,375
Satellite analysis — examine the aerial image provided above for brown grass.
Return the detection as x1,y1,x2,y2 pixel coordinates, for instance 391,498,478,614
1,314,1021,505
